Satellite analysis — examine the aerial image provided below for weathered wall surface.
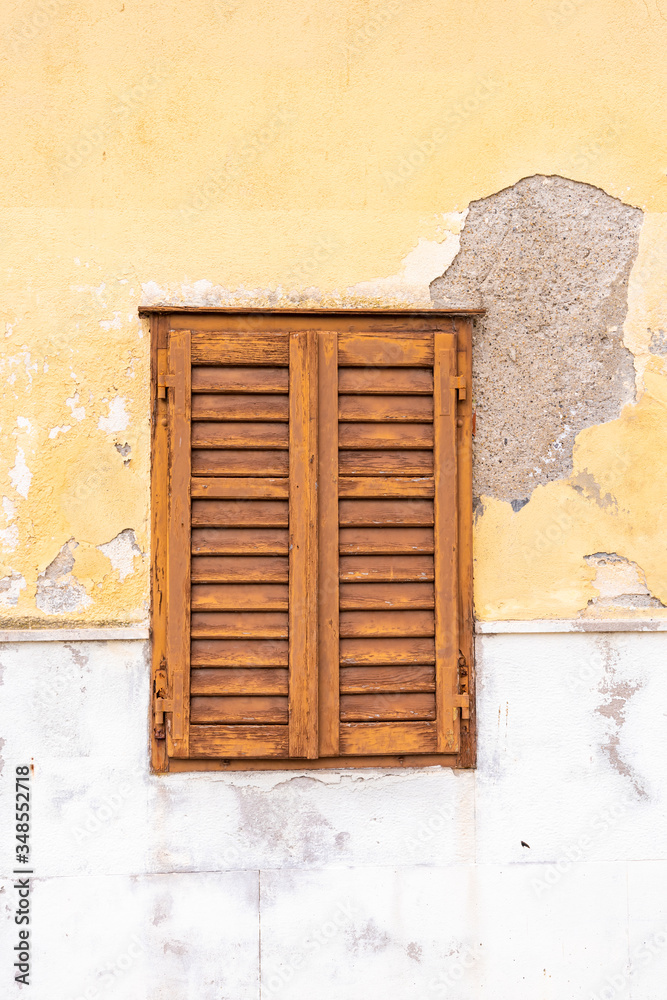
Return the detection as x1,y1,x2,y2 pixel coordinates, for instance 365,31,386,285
432,177,667,620
1,0,667,623
2,632,667,998
2,6,666,996
431,176,641,502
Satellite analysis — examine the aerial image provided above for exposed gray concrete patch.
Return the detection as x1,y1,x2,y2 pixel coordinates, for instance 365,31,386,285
649,329,667,355
114,441,132,466
35,540,91,615
430,175,641,501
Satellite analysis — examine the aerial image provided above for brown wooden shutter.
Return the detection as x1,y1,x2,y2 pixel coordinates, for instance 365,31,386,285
151,312,473,771
160,327,318,760
318,329,464,757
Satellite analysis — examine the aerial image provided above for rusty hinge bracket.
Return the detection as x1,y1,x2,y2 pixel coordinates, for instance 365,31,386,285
453,693,470,720
154,664,173,736
157,348,175,399
455,651,470,721
452,374,467,400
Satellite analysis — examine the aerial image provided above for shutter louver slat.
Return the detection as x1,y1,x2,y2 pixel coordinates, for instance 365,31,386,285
189,725,289,757
339,722,437,755
191,668,289,696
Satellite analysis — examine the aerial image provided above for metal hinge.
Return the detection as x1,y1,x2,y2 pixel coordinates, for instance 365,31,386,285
154,663,173,737
452,374,467,400
453,693,470,720
456,651,470,721
157,348,175,399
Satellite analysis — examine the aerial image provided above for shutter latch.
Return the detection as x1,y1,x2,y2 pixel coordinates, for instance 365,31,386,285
154,663,173,737
157,349,175,399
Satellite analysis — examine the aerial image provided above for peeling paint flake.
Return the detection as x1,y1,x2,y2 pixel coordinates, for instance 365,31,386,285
99,312,123,331
595,646,647,798
49,425,72,439
98,397,129,434
66,393,86,421
0,571,26,607
0,524,19,552
9,446,32,499
97,529,143,581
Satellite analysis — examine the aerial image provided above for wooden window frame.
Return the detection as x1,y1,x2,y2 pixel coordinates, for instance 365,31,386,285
144,309,480,773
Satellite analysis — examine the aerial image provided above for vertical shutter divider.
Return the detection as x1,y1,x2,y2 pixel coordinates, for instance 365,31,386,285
434,332,460,752
288,331,319,758
166,328,191,757
318,332,340,757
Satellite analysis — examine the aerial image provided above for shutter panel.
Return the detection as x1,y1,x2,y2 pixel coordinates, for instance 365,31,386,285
165,328,191,758
324,330,462,756
165,328,318,759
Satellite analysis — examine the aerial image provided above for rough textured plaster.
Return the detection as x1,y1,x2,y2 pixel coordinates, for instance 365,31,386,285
474,362,667,618
0,280,149,626
35,539,91,615
430,175,641,502
425,177,667,621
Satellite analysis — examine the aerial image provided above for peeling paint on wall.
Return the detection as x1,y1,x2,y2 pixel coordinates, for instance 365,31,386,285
473,362,667,619
431,176,641,501
36,540,92,615
595,640,647,799
426,177,667,621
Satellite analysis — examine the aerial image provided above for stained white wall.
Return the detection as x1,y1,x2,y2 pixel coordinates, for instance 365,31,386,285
1,631,666,999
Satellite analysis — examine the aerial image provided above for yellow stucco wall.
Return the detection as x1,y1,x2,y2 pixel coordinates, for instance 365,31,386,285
1,0,666,625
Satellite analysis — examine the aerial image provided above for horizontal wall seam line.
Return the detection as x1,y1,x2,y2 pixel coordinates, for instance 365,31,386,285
0,627,150,642
476,619,667,633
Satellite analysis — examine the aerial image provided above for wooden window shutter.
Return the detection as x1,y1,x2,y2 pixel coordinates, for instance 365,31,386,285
150,312,474,772
318,329,463,758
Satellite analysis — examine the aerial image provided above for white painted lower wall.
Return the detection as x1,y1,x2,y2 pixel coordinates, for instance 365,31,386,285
1,630,666,999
